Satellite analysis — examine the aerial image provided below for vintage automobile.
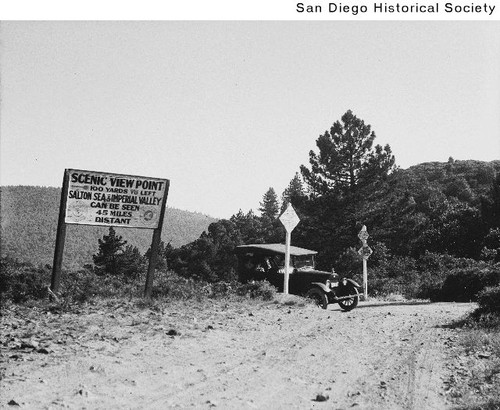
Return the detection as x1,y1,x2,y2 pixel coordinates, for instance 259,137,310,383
235,243,361,311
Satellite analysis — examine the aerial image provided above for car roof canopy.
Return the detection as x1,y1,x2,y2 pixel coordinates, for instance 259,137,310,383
235,243,317,256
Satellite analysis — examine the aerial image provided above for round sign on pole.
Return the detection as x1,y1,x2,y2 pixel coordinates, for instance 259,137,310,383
279,204,300,295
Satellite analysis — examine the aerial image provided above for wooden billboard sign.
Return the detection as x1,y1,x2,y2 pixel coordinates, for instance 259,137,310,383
51,169,170,298
279,204,300,294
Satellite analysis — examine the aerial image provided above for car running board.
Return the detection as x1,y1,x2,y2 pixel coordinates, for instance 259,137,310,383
334,294,362,301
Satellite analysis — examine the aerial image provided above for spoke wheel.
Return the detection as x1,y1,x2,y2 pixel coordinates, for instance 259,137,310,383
337,286,359,311
305,287,328,310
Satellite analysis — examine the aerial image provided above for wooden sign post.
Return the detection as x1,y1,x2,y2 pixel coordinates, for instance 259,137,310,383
357,225,373,300
279,204,300,294
51,169,169,298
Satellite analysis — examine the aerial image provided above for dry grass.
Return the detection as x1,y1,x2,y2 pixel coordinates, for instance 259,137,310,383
450,314,500,410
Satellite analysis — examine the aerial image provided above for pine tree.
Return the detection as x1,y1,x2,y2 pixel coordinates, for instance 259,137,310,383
259,187,280,219
281,173,306,212
300,110,395,197
120,245,146,280
92,227,127,276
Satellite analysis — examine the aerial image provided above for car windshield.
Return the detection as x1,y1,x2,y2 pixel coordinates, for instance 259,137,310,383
294,255,315,270
273,254,315,270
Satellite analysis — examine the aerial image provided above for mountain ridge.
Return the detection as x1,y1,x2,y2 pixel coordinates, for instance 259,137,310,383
0,185,217,270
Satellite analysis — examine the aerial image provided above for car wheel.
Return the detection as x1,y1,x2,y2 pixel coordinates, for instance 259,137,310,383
305,287,328,310
337,286,359,311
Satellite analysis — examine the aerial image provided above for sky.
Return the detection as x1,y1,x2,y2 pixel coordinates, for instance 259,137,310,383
1,20,500,218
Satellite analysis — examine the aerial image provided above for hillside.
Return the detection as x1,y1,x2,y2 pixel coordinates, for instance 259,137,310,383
405,159,500,201
0,186,217,270
2,160,499,271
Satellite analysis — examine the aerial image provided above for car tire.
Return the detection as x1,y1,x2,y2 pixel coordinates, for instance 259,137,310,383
305,287,328,310
337,286,359,311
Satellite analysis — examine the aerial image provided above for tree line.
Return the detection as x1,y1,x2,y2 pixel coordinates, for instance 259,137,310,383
92,110,500,289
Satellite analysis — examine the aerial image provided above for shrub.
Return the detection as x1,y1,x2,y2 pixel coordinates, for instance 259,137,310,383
236,280,277,301
0,257,50,303
436,264,500,302
210,281,238,298
57,268,103,303
367,256,418,298
151,270,210,300
368,276,405,298
477,286,500,314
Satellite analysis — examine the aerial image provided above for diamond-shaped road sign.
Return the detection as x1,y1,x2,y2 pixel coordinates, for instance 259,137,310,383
358,225,369,242
358,246,373,259
279,204,300,232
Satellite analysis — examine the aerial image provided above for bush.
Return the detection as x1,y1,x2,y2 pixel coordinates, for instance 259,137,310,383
236,280,277,301
210,281,238,298
436,264,500,302
477,286,500,314
58,269,97,303
0,257,148,305
0,257,50,303
354,252,495,300
367,256,418,298
151,270,210,300
58,269,144,302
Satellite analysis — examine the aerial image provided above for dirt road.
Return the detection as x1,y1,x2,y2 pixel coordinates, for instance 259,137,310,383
1,298,474,409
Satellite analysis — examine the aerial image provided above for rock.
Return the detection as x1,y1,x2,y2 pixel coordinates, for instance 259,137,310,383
478,352,491,359
167,329,180,336
20,339,39,349
313,393,329,402
7,399,20,406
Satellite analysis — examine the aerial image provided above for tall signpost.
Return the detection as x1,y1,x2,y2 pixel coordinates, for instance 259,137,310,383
357,225,373,300
279,204,300,295
51,169,169,298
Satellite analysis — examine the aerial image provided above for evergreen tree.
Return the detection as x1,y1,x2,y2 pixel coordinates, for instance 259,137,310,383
281,173,306,213
120,245,146,280
300,110,395,197
145,240,171,271
92,227,127,276
295,111,396,266
259,187,280,219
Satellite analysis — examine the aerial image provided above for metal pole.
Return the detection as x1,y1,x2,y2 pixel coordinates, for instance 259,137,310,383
283,230,291,294
51,170,70,293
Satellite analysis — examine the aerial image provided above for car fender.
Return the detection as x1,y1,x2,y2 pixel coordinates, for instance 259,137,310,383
310,282,331,293
340,278,361,288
